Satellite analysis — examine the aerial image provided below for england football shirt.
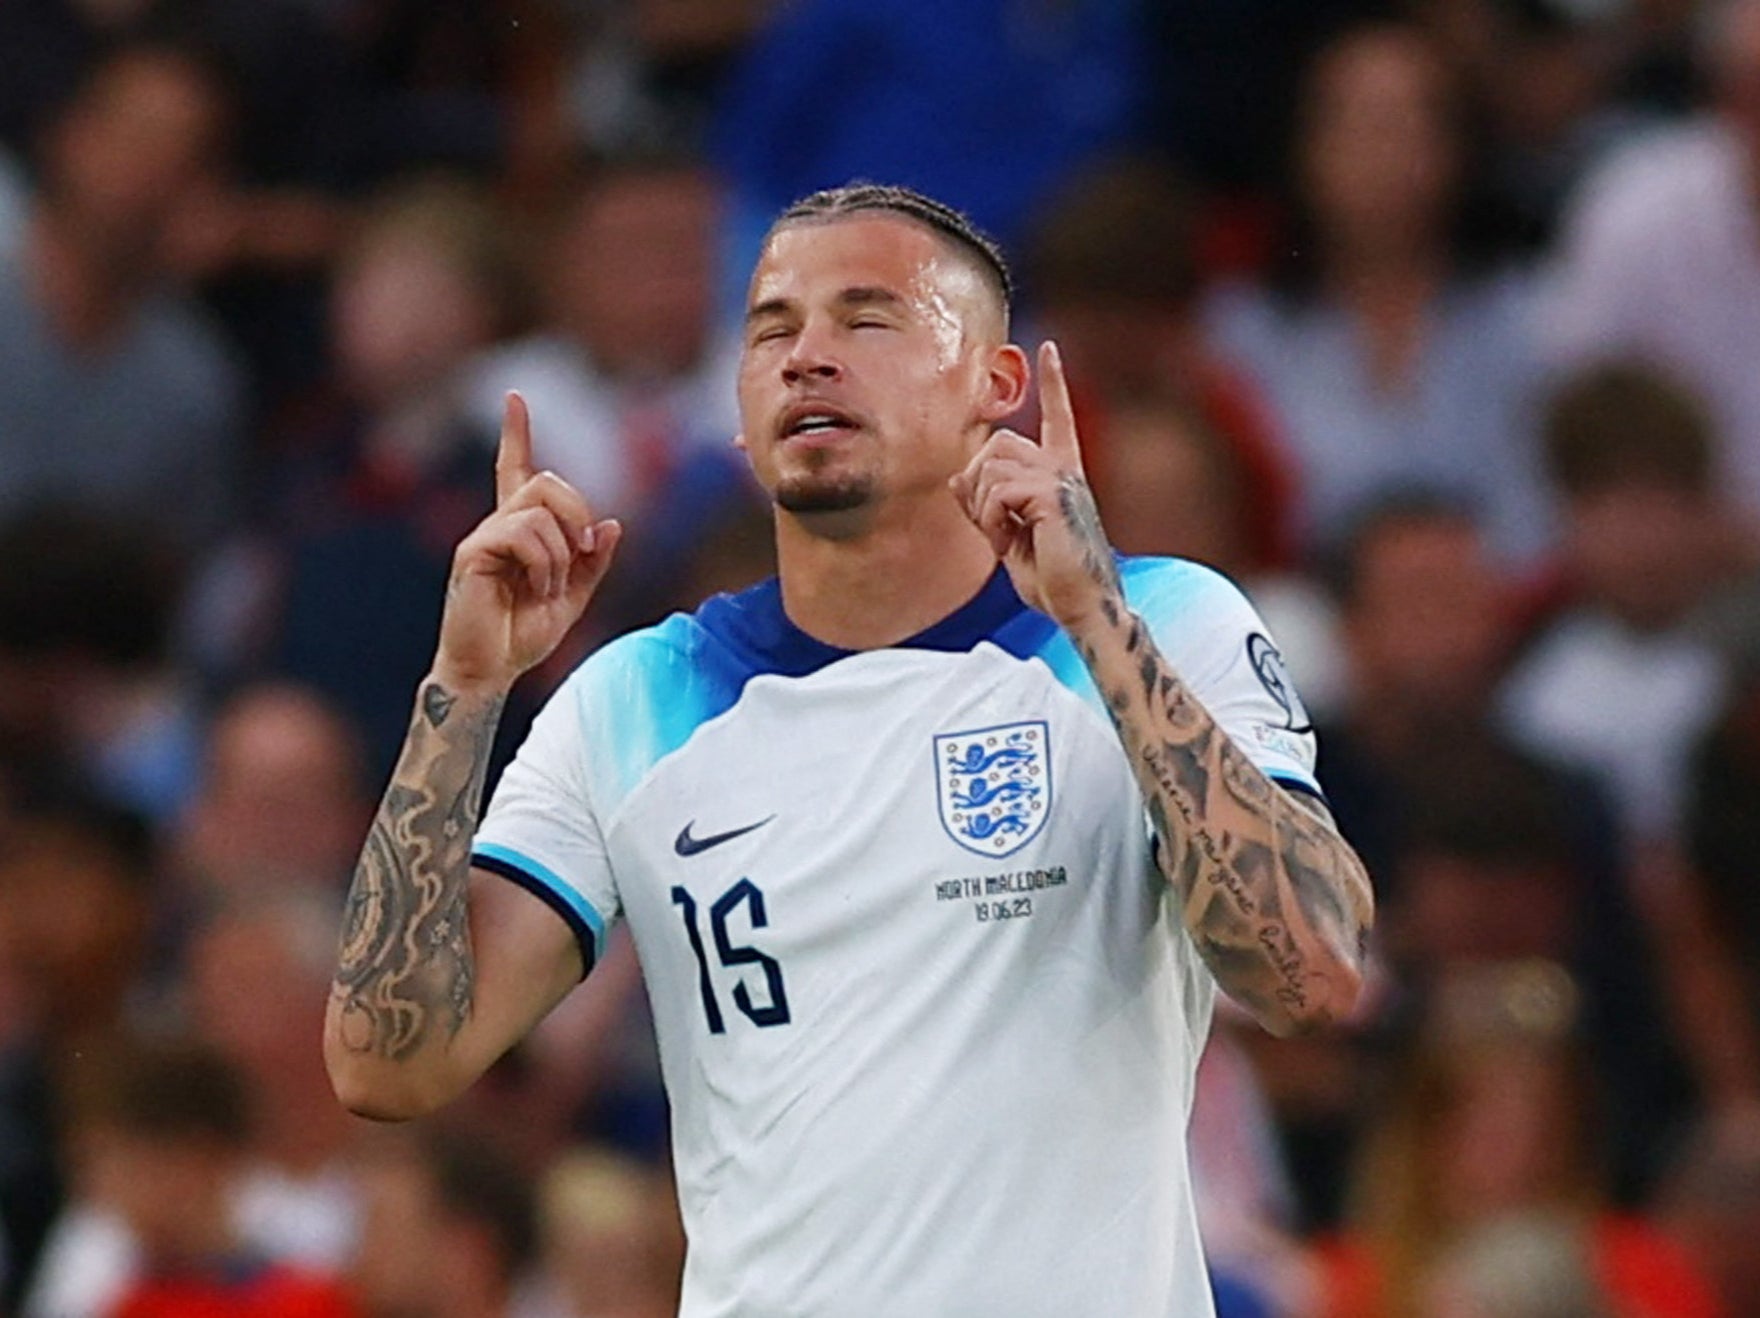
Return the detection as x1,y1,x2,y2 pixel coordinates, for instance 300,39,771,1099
473,556,1321,1318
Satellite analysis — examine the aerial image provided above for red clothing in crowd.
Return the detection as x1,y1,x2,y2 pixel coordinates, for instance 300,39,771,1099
110,1260,358,1318
1317,1216,1724,1318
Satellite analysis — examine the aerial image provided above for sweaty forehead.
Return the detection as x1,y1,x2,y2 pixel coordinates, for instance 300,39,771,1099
750,215,1003,332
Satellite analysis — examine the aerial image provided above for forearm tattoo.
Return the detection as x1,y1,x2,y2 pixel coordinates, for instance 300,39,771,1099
1057,474,1123,600
1072,603,1372,1027
332,680,505,1060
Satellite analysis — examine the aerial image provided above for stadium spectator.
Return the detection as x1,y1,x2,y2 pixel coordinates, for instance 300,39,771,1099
0,509,200,823
349,1131,537,1318
1022,156,1303,576
1426,0,1658,251
64,1037,356,1318
1386,749,1584,977
1317,964,1721,1318
0,793,157,1312
183,896,365,1272
1659,1105,1760,1318
25,899,367,1316
1086,392,1345,717
465,157,739,523
1313,493,1690,1206
1319,492,1526,880
1501,362,1748,844
1498,361,1760,1126
529,1147,682,1318
258,177,511,776
1542,0,1760,520
1207,22,1554,563
0,41,243,549
1416,1209,1619,1318
173,684,370,901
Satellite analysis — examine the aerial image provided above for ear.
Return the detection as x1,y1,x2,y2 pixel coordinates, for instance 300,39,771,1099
977,344,1030,424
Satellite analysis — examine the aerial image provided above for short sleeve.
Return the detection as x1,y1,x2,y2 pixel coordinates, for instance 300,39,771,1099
1128,560,1323,801
472,676,619,975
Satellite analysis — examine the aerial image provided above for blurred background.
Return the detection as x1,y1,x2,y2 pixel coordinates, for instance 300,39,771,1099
1,0,1759,1314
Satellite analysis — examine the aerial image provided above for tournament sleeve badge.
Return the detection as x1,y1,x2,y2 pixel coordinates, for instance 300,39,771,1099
933,721,1051,858
1246,634,1312,733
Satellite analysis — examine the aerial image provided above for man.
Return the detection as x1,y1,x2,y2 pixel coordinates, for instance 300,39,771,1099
0,790,157,1310
465,159,738,521
63,1038,358,1318
350,1131,535,1318
1542,0,1760,518
0,42,242,548
324,185,1372,1315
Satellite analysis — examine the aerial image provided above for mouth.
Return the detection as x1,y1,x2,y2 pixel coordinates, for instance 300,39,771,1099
777,402,862,443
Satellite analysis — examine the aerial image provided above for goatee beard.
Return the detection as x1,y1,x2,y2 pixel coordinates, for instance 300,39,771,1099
775,474,874,514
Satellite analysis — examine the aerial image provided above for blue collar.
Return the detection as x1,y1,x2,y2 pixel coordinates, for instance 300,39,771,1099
694,565,1058,678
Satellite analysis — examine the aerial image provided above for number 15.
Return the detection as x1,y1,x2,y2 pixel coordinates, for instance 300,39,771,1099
670,879,792,1033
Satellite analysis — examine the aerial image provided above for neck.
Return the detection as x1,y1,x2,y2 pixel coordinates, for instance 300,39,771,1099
1326,232,1444,298
256,1084,353,1173
774,491,999,649
146,1193,235,1268
28,209,141,349
1326,242,1445,390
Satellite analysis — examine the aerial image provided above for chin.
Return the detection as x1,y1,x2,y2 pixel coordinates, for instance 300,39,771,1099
775,474,875,515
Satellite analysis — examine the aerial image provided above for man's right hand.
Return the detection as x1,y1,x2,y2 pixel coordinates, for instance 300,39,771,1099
432,393,622,693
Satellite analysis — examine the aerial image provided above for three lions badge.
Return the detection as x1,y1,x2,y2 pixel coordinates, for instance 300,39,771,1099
934,721,1051,858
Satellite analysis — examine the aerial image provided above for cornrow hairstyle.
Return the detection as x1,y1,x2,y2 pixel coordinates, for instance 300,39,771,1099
771,183,1015,313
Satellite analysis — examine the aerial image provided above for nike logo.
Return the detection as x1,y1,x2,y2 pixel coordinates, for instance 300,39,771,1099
674,815,775,857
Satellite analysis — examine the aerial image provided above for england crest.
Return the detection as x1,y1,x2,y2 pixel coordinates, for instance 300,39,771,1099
933,721,1051,858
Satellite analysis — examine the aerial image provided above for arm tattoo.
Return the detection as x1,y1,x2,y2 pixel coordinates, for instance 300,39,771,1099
1057,475,1123,599
332,679,505,1061
1076,603,1373,1029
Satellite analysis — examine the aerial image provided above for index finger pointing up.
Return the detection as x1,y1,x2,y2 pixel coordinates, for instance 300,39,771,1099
495,391,536,506
1037,341,1083,469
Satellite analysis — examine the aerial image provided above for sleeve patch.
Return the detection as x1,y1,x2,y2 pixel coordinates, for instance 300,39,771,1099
1246,633,1311,733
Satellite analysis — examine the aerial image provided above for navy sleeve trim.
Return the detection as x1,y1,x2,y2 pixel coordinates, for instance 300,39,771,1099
472,854,599,980
1270,775,1330,809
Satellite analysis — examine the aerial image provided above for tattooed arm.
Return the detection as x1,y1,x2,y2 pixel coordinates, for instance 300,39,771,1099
1066,595,1371,1033
324,396,623,1118
954,344,1372,1035
325,680,575,1117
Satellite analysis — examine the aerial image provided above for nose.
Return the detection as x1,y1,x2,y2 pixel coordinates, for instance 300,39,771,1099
781,321,842,385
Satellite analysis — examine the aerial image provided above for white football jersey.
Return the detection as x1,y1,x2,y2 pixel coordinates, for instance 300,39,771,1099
473,557,1321,1318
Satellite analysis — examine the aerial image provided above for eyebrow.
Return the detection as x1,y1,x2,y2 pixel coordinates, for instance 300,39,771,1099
744,286,906,324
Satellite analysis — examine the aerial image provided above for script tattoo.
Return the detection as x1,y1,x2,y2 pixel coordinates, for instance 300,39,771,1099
1077,599,1372,1030
332,680,504,1060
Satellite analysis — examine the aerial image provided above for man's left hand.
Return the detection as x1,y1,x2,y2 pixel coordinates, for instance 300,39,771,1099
951,341,1123,631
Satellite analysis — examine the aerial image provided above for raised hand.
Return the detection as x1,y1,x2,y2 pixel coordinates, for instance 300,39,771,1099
950,342,1122,630
433,393,622,692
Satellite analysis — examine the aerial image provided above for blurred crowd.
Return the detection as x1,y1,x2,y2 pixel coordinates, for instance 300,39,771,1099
1,0,1760,1315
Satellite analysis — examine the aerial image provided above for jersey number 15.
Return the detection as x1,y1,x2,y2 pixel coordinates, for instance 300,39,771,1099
670,880,792,1033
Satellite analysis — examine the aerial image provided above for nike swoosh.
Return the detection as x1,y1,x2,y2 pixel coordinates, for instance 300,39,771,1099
674,815,775,857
